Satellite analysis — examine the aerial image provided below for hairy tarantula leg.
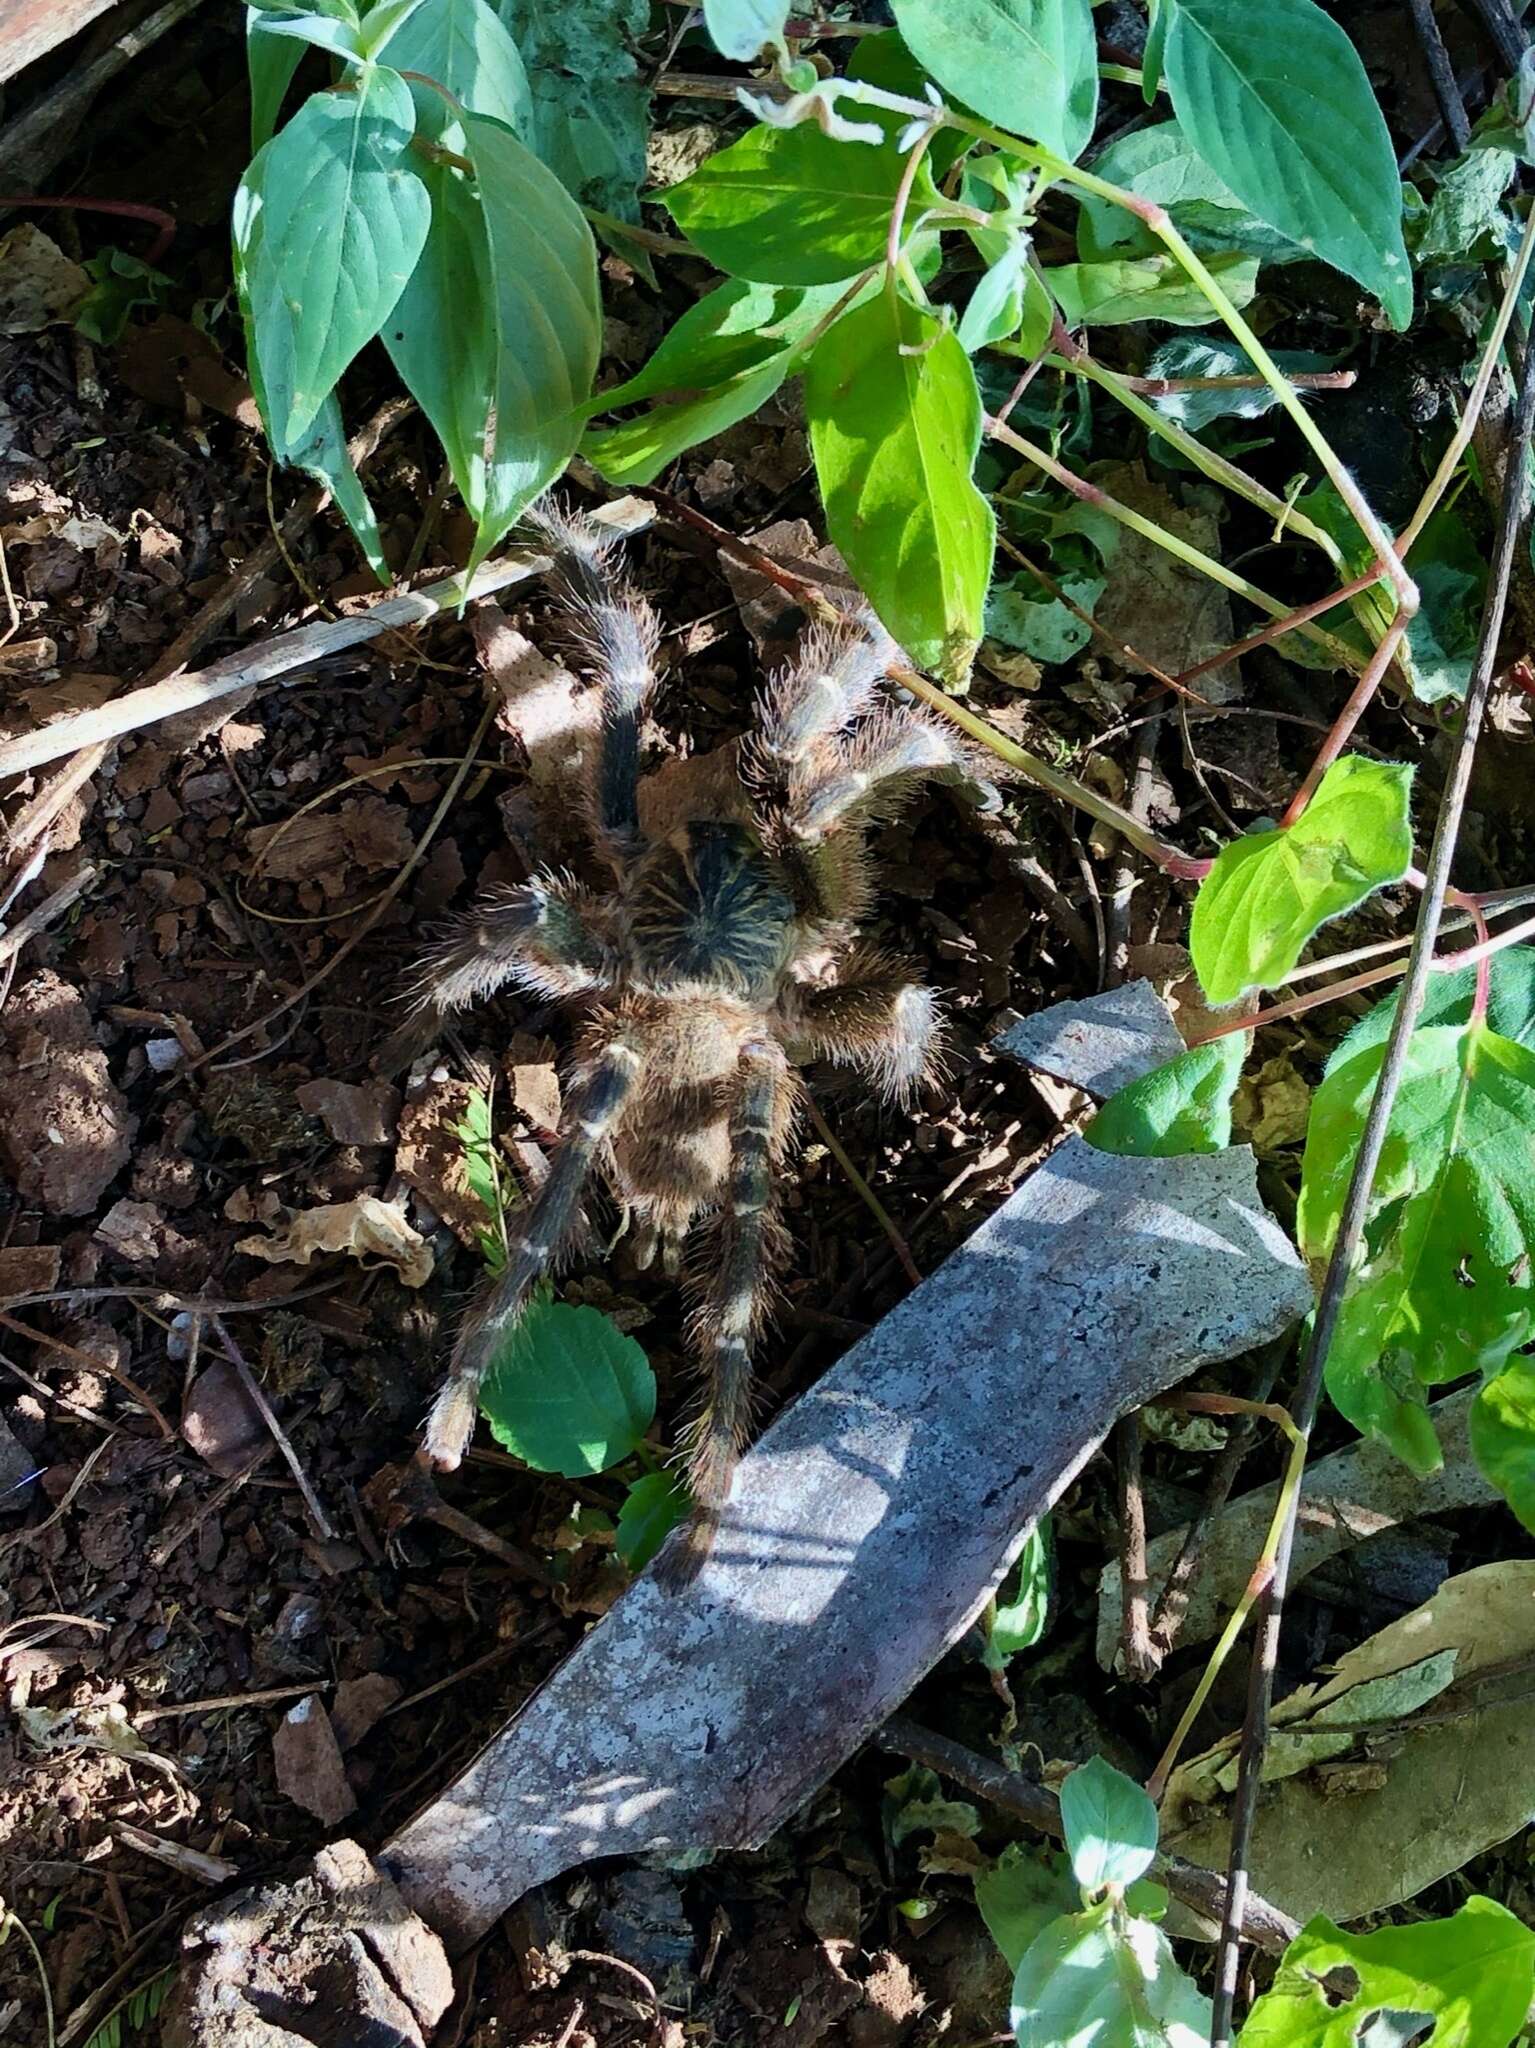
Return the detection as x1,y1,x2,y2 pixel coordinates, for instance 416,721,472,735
664,1041,792,1588
790,706,998,841
787,961,942,1107
754,612,897,770
408,876,618,1019
423,1036,644,1470
526,501,659,868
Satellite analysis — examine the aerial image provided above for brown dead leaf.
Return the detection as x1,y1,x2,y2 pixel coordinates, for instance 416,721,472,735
0,971,136,1217
0,224,90,334
273,1695,357,1825
115,312,259,426
295,1078,401,1148
237,1196,433,1287
395,1080,494,1248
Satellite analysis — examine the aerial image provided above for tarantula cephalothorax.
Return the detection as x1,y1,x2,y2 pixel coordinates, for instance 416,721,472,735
412,505,998,1578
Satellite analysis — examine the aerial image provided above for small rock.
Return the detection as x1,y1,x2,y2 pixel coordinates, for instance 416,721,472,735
94,1198,165,1264
0,1243,61,1295
273,1695,357,1826
0,971,135,1216
181,1360,265,1477
331,1673,403,1751
295,1077,401,1148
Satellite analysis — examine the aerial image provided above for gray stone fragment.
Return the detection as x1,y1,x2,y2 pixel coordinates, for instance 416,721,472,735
994,979,1187,1101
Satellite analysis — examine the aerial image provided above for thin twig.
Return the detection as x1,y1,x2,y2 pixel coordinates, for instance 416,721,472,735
1407,0,1473,149
806,1096,922,1287
212,1315,336,1541
0,1310,173,1438
1116,1412,1156,1680
878,1716,1299,1955
0,865,96,975
1208,301,1535,2048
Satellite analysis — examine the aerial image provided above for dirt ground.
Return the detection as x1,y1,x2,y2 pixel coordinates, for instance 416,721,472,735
3,7,1535,2046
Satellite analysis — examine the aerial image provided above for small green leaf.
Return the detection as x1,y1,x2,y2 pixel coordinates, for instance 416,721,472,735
986,1520,1053,1667
1189,756,1413,1007
1086,1036,1245,1158
1471,1356,1535,1536
1162,0,1412,329
1078,119,1308,268
884,1764,983,1848
1011,1899,1211,2047
804,291,994,682
984,566,1103,663
1240,1897,1535,2048
1144,335,1339,434
246,8,306,148
496,0,649,220
246,6,365,60
1046,250,1258,327
975,1843,1077,1972
1416,147,1517,264
1299,1022,1535,1474
889,0,1098,162
358,0,431,58
1142,0,1167,101
958,239,1035,352
616,1470,691,1570
480,1298,655,1476
702,0,789,60
664,120,932,286
1058,1757,1158,1891
383,0,533,138
238,67,430,449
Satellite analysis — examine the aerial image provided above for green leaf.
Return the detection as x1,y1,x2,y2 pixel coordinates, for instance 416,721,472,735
1078,119,1308,268
986,1519,1053,1666
581,278,849,486
1327,947,1535,1068
239,67,430,450
246,9,306,149
1240,1897,1535,2048
1471,1355,1535,1535
615,1469,691,1570
1011,1899,1211,2048
1189,755,1413,1007
984,566,1103,663
382,0,533,138
358,0,431,58
480,1298,655,1475
846,29,968,177
386,114,601,576
889,0,1097,162
1142,0,1167,102
495,0,648,220
246,6,365,60
1142,335,1339,434
1046,250,1258,327
1416,147,1517,264
664,120,932,286
883,1764,983,1849
804,292,994,682
232,147,391,579
975,1844,1077,1972
959,240,1033,352
1161,0,1412,329
702,0,788,60
1299,1022,1535,1473
1085,1037,1245,1158
1058,1757,1158,1891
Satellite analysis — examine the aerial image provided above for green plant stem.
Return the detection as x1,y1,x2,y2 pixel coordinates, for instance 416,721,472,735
1145,1397,1306,1803
1047,351,1346,570
985,415,1365,673
583,207,698,257
887,122,940,278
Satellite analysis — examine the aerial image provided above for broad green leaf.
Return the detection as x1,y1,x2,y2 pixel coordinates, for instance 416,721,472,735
616,1469,691,1570
986,1519,1052,1666
1240,1897,1535,2048
241,67,429,449
480,1298,655,1475
1189,755,1413,1007
1078,119,1307,267
1416,147,1517,264
1011,1899,1211,2048
1143,335,1339,434
975,1844,1077,1972
495,0,648,219
804,293,994,682
1086,1037,1244,1158
383,0,533,138
358,0,431,57
232,146,391,580
386,114,600,575
1471,1355,1535,1535
581,279,856,484
889,0,1097,162
664,120,933,285
1046,250,1257,327
702,0,788,60
1162,0,1412,329
1327,947,1535,1068
1213,1648,1459,1790
1058,1758,1158,1891
247,7,364,60
246,9,306,149
1298,1022,1535,1473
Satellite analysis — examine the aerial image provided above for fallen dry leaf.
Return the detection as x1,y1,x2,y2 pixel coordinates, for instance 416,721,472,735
273,1695,357,1826
237,1195,433,1287
0,223,90,333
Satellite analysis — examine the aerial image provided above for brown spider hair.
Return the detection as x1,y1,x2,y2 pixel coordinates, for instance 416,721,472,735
410,504,998,1582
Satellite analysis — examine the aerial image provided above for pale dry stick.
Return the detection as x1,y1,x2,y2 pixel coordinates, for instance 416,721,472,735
137,1680,333,1726
1208,311,1535,2048
0,492,651,786
1116,1412,1156,1680
0,863,95,976
1,399,415,863
212,1315,336,1541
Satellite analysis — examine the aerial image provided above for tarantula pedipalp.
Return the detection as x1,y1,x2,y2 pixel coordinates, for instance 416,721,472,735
412,505,998,1577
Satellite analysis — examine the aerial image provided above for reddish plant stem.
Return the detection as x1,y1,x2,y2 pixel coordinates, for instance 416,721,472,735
1171,564,1389,693
1472,905,1493,1024
1278,612,1413,828
0,194,177,265
1125,369,1356,398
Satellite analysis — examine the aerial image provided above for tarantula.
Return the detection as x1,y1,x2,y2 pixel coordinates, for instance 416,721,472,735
412,505,997,1578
